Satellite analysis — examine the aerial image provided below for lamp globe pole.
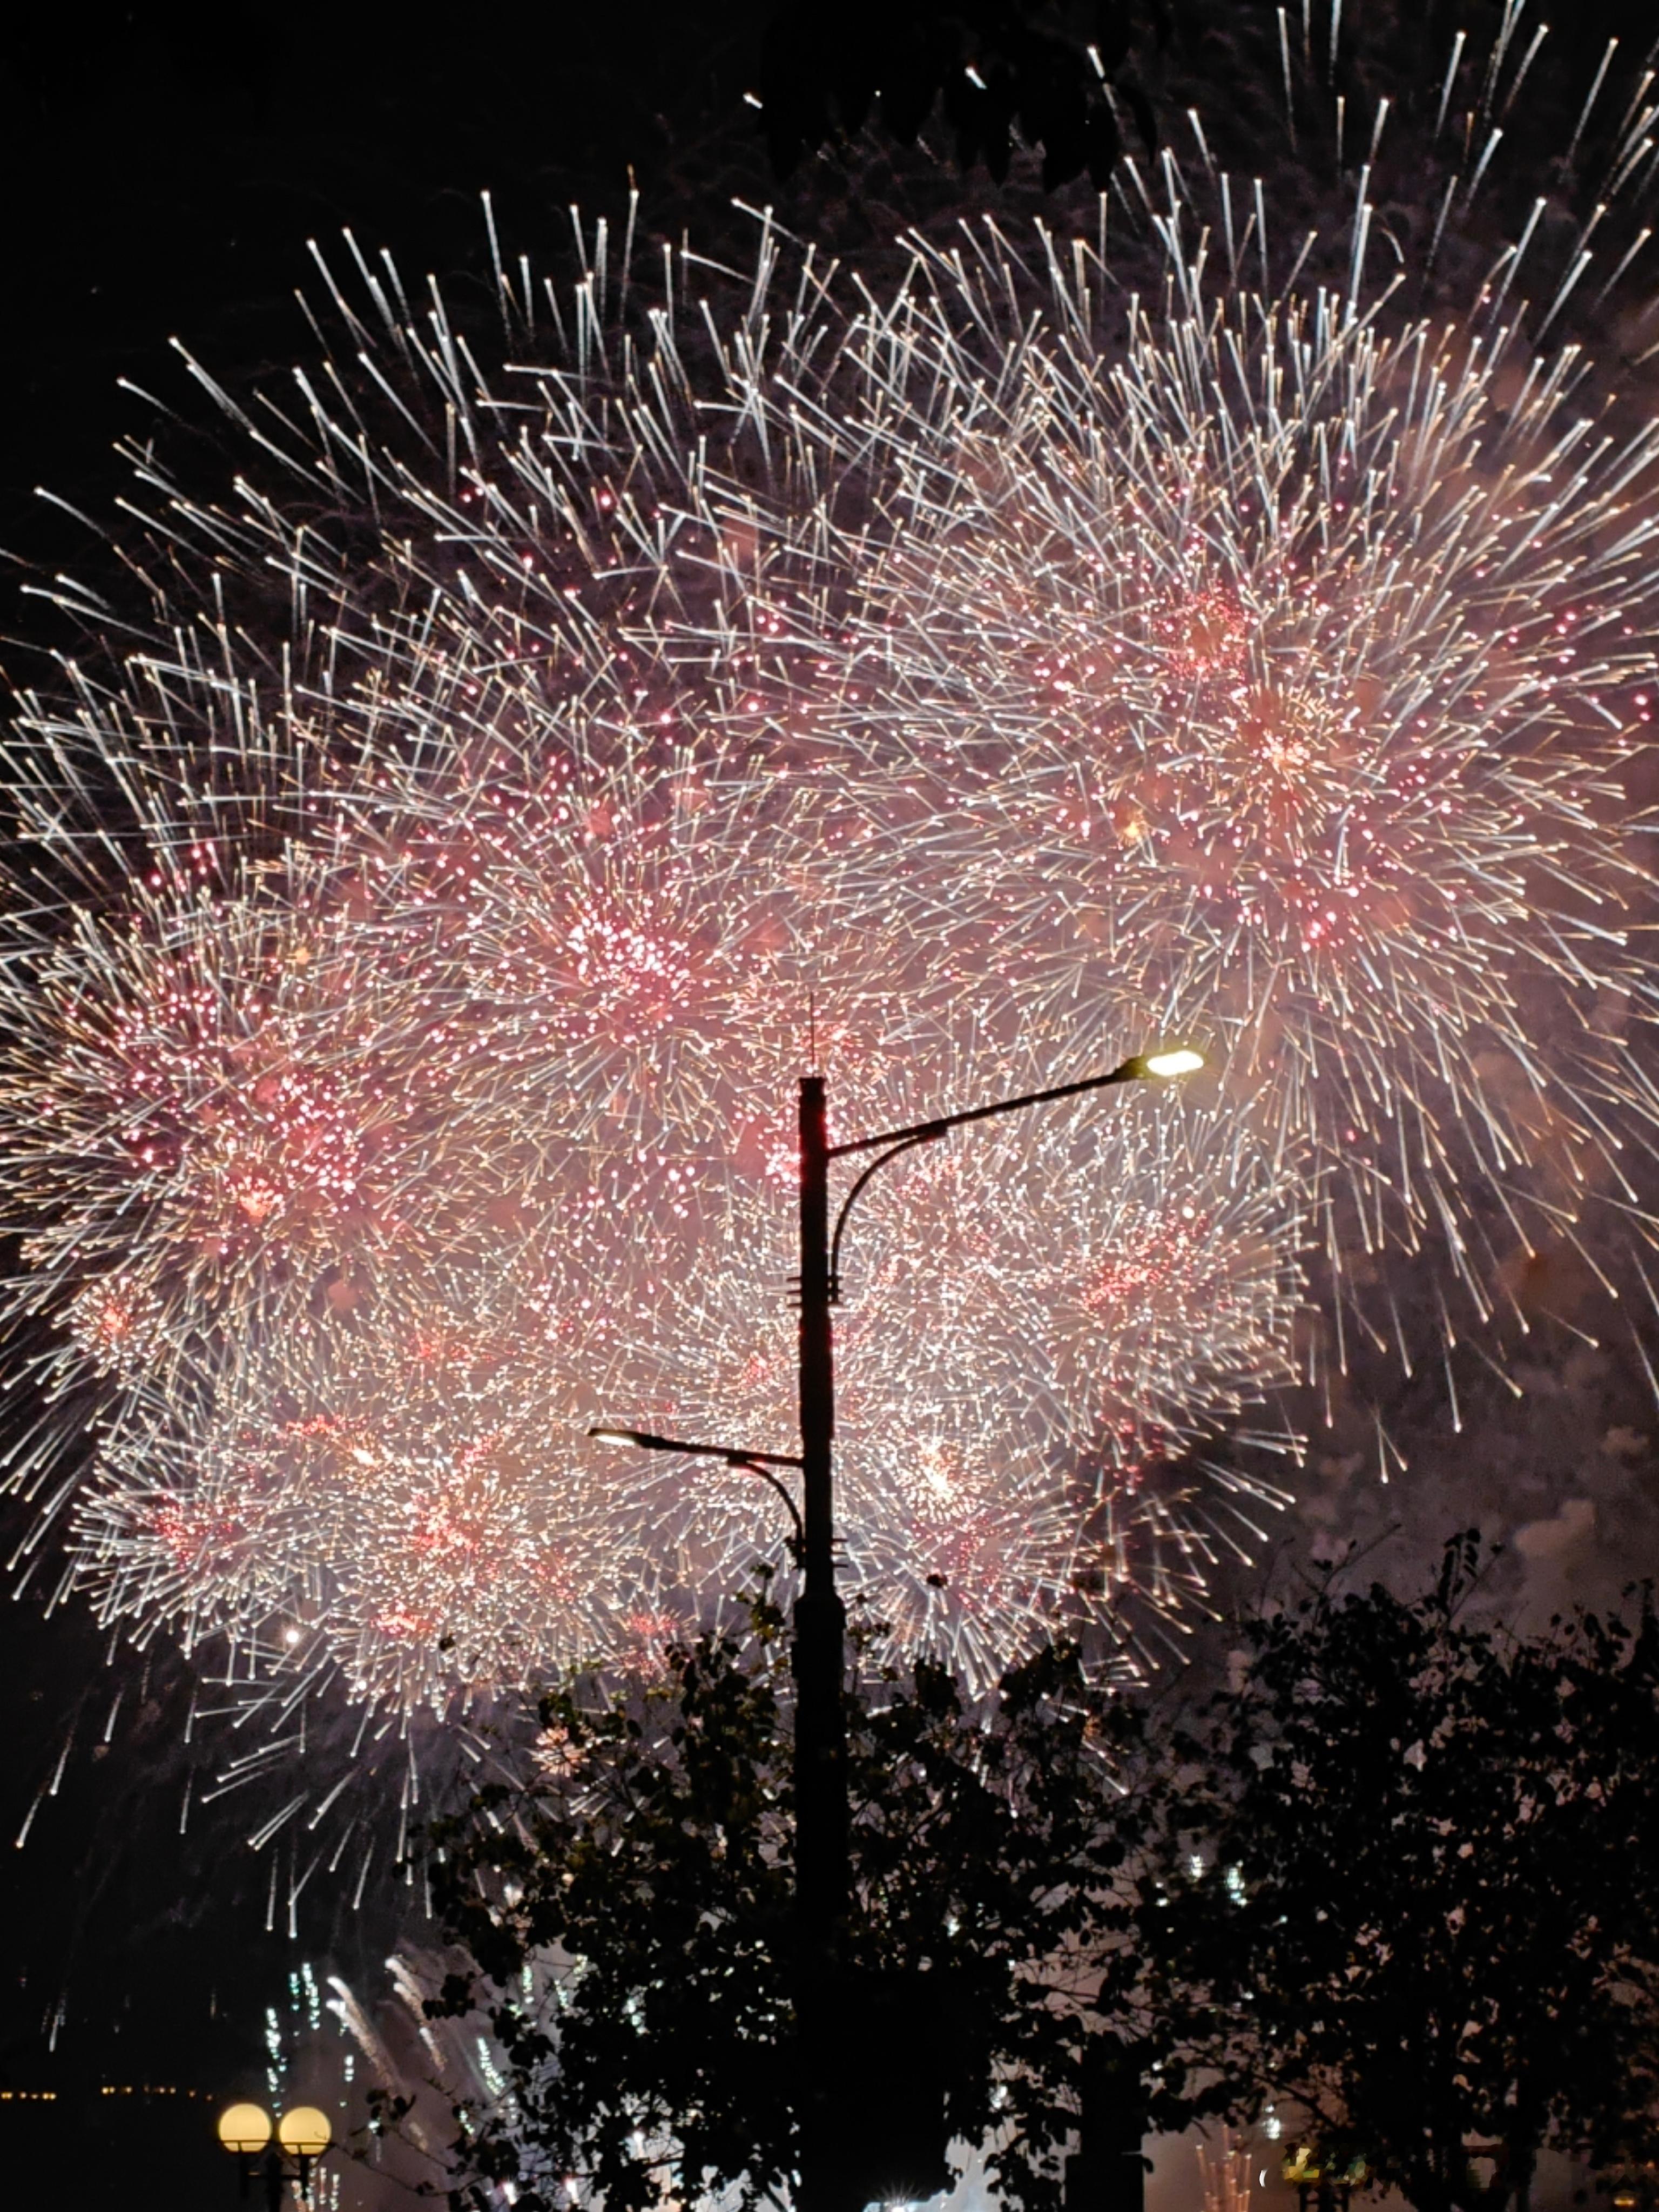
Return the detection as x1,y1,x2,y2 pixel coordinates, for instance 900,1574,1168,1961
217,2101,333,2209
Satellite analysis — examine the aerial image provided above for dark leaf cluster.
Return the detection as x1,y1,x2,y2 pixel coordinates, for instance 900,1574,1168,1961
427,1595,1155,2212
425,1543,1659,2212
1142,1536,1659,2212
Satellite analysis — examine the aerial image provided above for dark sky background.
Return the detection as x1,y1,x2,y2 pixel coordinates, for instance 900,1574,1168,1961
2,2,1658,2203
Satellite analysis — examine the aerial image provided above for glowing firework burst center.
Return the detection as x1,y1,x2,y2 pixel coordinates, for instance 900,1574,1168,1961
850,300,1655,983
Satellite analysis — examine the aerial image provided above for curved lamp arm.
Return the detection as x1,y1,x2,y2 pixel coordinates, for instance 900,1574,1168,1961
828,1126,948,1301
588,1428,806,1559
731,1458,807,1561
824,1050,1202,1304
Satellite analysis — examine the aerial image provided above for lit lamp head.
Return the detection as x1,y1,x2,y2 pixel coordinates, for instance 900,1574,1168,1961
276,2106,332,2159
1136,1047,1206,1080
588,1426,686,1455
217,2103,273,2155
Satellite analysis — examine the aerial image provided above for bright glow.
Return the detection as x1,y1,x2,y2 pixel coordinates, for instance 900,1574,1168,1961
217,2103,272,2155
0,178,1325,1728
276,2106,332,2158
1143,1049,1206,1080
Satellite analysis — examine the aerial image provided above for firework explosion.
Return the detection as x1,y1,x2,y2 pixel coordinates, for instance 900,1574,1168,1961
626,1092,1305,1678
72,1230,631,1708
5,1,1658,1833
0,166,1311,1734
0,572,1303,1719
781,263,1659,1359
65,1062,1304,1706
685,4,1659,1403
8,870,475,1395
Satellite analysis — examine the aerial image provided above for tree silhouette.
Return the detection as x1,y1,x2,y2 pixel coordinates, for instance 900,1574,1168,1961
424,1542,1659,2212
425,1591,1202,2212
1144,1536,1659,2212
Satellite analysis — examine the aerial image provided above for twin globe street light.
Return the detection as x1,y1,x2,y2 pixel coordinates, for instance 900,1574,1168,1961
216,2100,332,2207
591,1046,1205,2212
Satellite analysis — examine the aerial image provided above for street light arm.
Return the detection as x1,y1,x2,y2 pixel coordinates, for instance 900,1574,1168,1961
828,1127,947,1301
588,1427,803,1469
823,1051,1206,1301
732,1459,808,1559
587,1429,807,1556
826,1055,1150,1159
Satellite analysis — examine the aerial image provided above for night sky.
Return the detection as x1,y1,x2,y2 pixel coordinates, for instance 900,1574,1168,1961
3,3,1658,2204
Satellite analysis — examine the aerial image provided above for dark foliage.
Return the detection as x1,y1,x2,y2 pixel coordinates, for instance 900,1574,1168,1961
426,1544,1659,2212
426,1593,1182,2212
1144,1535,1659,2212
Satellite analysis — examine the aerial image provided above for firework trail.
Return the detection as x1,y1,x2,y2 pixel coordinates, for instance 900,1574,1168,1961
1,663,1302,1714
788,271,1659,1330
0,171,1308,1734
73,1237,629,1712
69,1151,720,1715
6,865,485,1400
68,1067,1305,1706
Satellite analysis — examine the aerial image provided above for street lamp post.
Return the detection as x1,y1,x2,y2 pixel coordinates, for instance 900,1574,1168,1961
595,1045,1204,2212
216,2101,333,2209
794,1072,848,1951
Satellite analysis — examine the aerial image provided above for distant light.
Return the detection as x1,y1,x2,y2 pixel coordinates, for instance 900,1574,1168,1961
276,2105,333,2158
1143,1047,1206,1078
217,2102,273,2155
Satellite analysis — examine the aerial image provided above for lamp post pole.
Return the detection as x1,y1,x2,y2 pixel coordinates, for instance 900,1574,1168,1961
794,1072,848,1935
794,1072,848,2212
595,1046,1205,2212
792,1052,1204,2212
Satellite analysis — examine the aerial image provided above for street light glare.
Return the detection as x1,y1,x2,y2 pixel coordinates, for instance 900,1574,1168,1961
217,2103,273,2155
276,2106,333,2159
1143,1047,1206,1078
